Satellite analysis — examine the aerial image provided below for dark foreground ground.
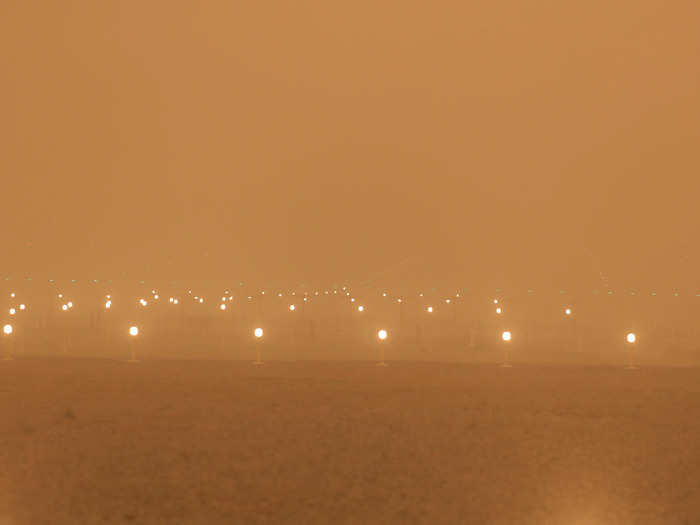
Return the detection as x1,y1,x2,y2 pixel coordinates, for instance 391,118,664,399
2,357,700,524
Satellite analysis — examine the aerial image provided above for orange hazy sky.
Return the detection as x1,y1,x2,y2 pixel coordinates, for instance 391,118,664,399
1,1,698,288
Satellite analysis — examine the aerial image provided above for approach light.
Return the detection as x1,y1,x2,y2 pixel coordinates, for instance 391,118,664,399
565,308,572,316
173,299,179,305
220,304,226,311
61,304,68,311
3,324,12,335
626,332,637,344
427,306,433,313
377,329,388,341
289,304,296,311
496,307,502,314
502,331,512,342
254,327,263,339
19,304,25,311
493,299,499,304
68,302,73,308
199,298,204,303
9,308,16,316
129,326,139,337
357,305,364,312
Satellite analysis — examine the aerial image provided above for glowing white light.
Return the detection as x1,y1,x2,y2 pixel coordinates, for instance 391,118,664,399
626,332,637,344
58,294,63,299
174,299,179,305
169,297,174,303
218,304,225,311
427,306,433,313
445,299,451,304
493,299,499,304
351,298,355,302
303,297,308,302
289,304,296,311
10,293,15,298
565,308,572,316
229,296,233,301
68,302,73,308
106,295,111,299
61,304,68,311
261,291,265,295
154,295,159,300
151,290,156,294
502,331,512,342
194,296,199,300
382,292,387,297
8,308,15,316
19,304,25,311
397,298,402,303
3,324,12,335
199,298,204,304
496,307,502,314
247,296,252,301
129,326,139,337
377,329,388,341
357,305,364,312
278,293,282,297
254,327,263,338
105,301,111,309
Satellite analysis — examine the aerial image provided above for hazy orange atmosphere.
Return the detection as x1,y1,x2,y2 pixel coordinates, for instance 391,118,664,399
1,1,699,524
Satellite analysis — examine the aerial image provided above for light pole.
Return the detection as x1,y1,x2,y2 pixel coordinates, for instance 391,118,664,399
2,324,13,360
625,332,637,370
377,329,388,366
253,327,264,365
128,326,139,362
500,331,513,368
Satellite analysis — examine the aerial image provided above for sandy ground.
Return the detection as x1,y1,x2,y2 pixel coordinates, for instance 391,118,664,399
2,358,700,524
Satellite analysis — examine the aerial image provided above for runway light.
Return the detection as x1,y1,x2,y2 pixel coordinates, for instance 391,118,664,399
173,299,179,305
350,298,355,302
565,308,572,316
169,297,174,303
445,299,451,304
382,292,387,297
9,308,16,316
493,299,498,304
397,298,402,303
496,307,502,314
58,294,63,299
199,298,204,303
220,304,226,311
289,304,296,311
377,329,388,341
61,304,68,311
427,306,433,313
254,327,263,338
19,304,25,311
3,324,12,335
626,332,637,344
129,326,139,337
229,296,233,301
105,301,111,309
357,305,364,312
502,331,512,342
154,295,159,300
68,302,73,308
